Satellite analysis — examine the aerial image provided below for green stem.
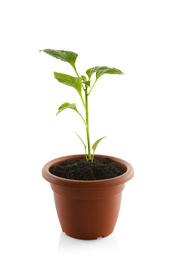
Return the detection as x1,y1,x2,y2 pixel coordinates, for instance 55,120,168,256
85,86,91,161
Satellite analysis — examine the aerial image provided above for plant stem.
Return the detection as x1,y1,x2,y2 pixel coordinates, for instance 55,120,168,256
73,65,86,108
85,86,91,161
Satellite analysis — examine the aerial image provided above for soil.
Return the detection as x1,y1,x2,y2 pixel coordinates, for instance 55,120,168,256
49,157,126,180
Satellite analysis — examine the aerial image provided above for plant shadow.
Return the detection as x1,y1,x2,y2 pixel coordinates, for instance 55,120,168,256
57,230,120,259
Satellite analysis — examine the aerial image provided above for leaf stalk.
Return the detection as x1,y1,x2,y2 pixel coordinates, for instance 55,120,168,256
88,78,97,95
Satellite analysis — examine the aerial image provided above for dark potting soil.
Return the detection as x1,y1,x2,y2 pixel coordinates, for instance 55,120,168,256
49,157,126,180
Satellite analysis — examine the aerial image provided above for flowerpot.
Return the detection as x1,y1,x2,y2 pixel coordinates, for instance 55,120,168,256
42,154,134,240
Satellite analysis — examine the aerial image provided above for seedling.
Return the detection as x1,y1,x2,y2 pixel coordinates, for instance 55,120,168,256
40,49,123,162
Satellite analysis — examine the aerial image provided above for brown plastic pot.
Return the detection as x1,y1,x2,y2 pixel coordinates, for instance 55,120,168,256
42,154,134,240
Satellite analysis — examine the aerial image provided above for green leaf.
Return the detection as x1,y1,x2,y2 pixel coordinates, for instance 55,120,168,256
92,136,106,155
39,49,78,68
57,102,86,125
86,66,101,80
86,66,123,80
75,132,87,156
56,102,77,115
54,72,82,97
96,67,124,80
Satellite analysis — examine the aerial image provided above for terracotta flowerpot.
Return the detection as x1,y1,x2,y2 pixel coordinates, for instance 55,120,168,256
42,154,134,240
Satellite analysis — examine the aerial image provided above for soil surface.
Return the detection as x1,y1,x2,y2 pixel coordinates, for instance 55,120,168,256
49,157,126,180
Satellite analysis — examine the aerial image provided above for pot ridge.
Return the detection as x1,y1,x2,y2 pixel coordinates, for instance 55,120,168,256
42,154,134,188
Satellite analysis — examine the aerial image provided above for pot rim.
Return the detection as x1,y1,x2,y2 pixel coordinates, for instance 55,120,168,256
42,154,134,188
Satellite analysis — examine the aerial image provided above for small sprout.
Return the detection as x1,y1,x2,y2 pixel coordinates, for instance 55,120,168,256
92,137,106,158
40,49,124,162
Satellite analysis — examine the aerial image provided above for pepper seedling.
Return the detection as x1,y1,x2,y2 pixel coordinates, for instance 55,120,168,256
40,49,123,162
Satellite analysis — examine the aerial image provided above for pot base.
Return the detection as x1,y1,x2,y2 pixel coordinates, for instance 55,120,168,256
62,230,112,240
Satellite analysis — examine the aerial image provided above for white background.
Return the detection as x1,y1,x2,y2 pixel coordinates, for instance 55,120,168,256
0,0,173,259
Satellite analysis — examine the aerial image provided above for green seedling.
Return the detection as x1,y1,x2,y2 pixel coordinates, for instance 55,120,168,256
40,49,123,162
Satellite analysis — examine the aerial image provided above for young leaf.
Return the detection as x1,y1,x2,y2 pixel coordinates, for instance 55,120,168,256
81,75,90,87
75,132,87,156
83,80,90,87
54,72,82,97
56,102,77,115
92,136,106,155
86,66,123,80
39,49,78,68
81,75,87,81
